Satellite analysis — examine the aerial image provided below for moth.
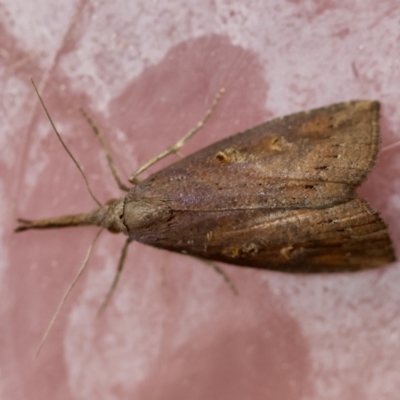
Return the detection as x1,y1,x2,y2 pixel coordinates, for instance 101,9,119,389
17,97,395,275
17,91,397,354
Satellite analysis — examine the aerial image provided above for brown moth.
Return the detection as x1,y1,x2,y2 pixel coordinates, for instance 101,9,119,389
17,99,395,276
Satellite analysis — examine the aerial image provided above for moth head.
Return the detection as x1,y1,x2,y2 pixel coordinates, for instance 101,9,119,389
100,198,128,234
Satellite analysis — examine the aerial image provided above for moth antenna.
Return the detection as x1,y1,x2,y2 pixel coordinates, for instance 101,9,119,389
79,107,130,192
129,88,225,183
31,79,102,207
192,257,238,295
97,237,133,317
36,228,104,357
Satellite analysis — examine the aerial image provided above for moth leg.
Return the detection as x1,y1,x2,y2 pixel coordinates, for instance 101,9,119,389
191,256,238,295
129,88,225,183
79,108,130,191
97,237,133,316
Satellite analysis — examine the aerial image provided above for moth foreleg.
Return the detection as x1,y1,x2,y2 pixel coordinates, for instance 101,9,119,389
128,88,225,183
79,108,130,192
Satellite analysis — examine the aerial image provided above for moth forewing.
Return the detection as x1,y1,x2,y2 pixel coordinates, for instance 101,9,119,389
121,100,395,272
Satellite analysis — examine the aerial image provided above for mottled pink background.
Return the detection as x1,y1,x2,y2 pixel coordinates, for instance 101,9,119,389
1,1,400,399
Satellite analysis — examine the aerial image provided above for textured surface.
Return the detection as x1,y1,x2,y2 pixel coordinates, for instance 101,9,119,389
2,1,400,400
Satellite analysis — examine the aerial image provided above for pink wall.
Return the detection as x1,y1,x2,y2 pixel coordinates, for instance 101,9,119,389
1,1,400,399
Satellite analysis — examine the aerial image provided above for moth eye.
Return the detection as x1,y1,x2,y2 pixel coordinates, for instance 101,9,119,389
304,185,315,189
315,165,328,170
